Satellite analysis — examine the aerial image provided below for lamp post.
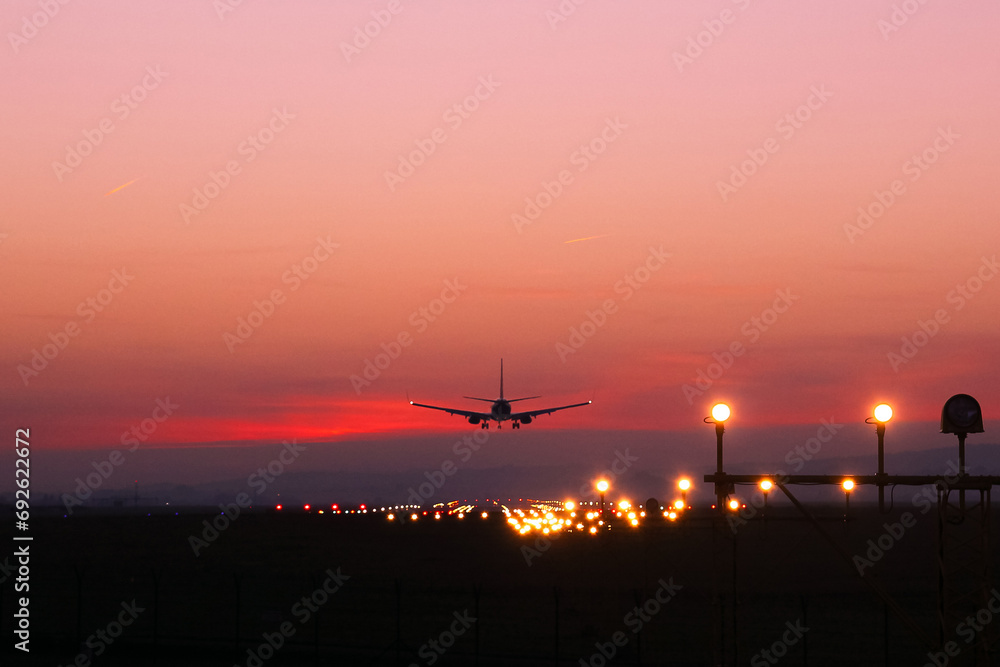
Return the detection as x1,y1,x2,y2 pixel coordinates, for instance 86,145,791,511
678,478,691,508
759,479,772,519
596,480,609,521
705,403,731,511
866,403,892,512
941,394,985,512
842,478,854,523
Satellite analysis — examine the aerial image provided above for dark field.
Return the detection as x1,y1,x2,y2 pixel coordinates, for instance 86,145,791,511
2,502,998,666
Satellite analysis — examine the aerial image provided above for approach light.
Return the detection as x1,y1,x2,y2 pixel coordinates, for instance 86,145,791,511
711,403,731,423
387,513,395,521
873,403,893,423
678,478,691,491
759,479,773,492
596,480,609,493
304,504,311,511
941,394,984,434
842,479,855,492
565,501,576,511
674,500,685,510
728,498,739,511
618,500,630,511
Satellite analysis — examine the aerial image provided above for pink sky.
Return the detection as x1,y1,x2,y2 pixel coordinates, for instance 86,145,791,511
2,0,999,469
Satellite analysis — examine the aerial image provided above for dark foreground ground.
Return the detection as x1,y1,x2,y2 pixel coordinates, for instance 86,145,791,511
2,501,999,666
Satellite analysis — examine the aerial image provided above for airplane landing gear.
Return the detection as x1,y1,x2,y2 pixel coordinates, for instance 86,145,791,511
481,422,489,429
512,421,521,429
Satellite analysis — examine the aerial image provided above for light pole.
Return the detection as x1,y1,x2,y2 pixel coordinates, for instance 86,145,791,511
866,403,892,512
759,479,772,519
941,394,984,512
842,478,854,523
678,478,691,508
705,403,731,510
596,480,609,521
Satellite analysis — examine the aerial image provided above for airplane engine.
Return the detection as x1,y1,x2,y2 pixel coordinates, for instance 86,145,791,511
467,416,481,425
520,416,532,425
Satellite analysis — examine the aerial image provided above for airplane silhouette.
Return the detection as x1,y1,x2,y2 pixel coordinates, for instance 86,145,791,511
409,360,591,429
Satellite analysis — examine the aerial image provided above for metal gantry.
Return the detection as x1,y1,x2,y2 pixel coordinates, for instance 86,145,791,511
701,395,998,664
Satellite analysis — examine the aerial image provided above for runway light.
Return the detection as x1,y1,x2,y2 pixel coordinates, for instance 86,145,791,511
678,478,691,491
842,479,855,492
481,511,489,519
410,513,418,521
565,500,576,511
674,500,685,510
276,504,283,511
759,479,773,492
304,504,311,511
589,526,598,534
711,403,731,423
387,513,395,521
618,500,631,511
873,403,893,423
728,498,740,511
596,480,609,493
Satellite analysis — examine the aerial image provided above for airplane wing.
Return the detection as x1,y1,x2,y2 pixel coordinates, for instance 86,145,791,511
511,400,591,420
409,401,492,421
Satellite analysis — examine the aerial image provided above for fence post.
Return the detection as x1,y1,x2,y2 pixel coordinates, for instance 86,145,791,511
395,578,402,667
234,573,242,655
151,568,160,651
474,583,482,667
553,585,560,665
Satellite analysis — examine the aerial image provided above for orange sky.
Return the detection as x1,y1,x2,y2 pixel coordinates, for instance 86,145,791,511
2,0,999,463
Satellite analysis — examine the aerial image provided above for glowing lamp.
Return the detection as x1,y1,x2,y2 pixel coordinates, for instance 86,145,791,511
678,479,691,491
728,498,739,511
759,479,773,492
711,403,731,422
873,404,893,423
596,480,609,493
842,479,855,492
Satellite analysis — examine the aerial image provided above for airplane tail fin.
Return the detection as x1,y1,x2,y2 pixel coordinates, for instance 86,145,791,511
500,359,504,399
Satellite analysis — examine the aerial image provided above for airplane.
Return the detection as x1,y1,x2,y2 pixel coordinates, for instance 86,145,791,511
409,360,591,429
